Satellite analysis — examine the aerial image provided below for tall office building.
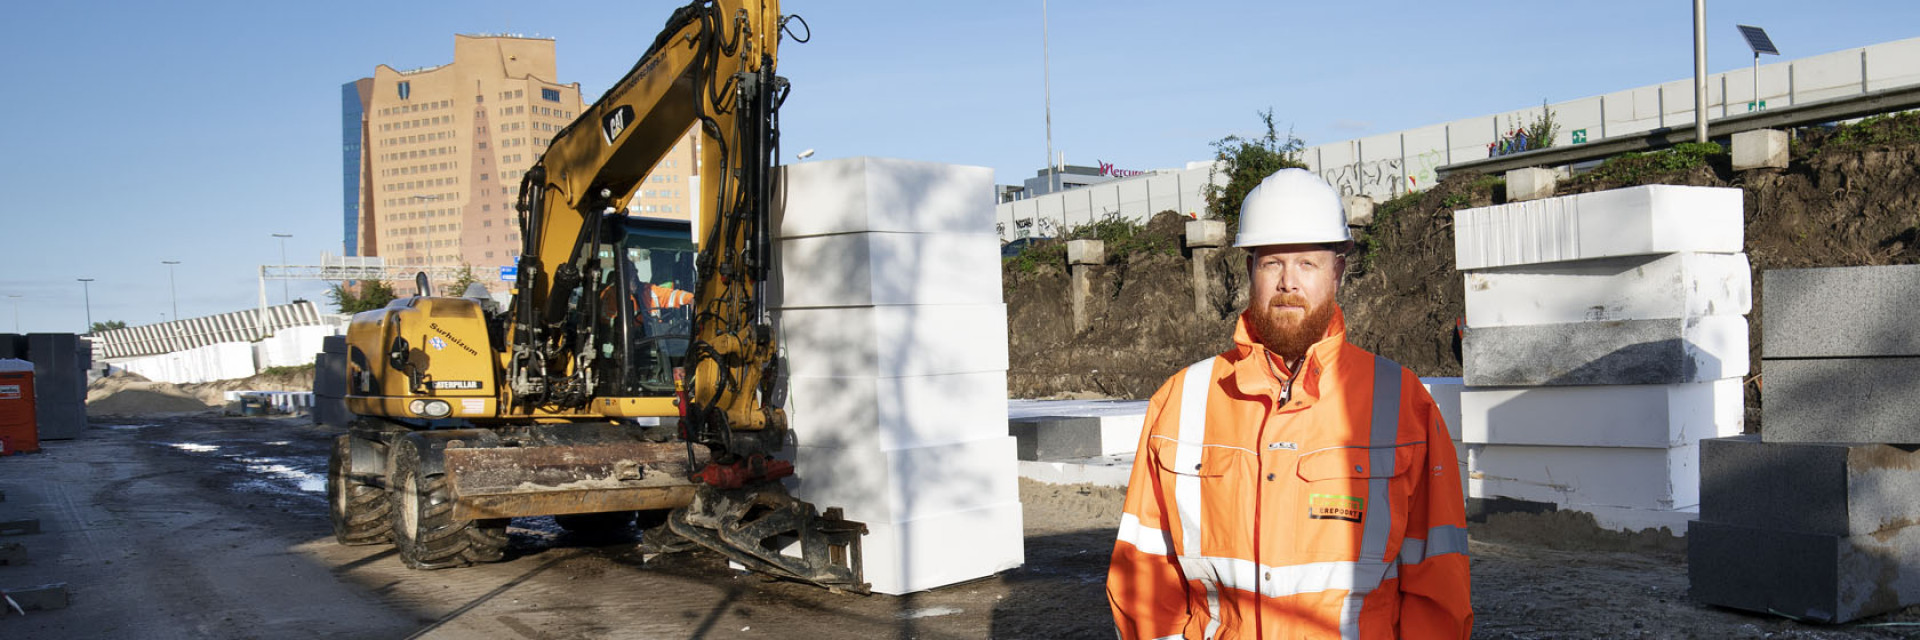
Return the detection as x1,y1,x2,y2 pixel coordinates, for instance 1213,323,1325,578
343,34,698,291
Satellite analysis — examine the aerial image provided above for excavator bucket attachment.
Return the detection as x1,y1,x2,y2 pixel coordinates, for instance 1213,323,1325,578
669,483,869,594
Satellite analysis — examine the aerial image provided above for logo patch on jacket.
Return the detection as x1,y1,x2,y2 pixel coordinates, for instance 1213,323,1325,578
1308,493,1365,523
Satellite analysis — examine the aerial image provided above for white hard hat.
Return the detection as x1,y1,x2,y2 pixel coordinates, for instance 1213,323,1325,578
1233,168,1350,247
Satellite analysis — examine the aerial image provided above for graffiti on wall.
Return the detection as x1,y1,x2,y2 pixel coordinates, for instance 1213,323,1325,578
1405,150,1443,190
1323,159,1401,198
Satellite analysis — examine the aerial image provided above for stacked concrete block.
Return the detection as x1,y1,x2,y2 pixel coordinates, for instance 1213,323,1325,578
25,334,88,440
1691,265,1920,621
773,157,1022,595
313,336,350,427
1453,186,1748,531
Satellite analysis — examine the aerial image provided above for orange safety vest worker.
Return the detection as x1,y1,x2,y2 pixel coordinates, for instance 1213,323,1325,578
1107,308,1472,639
650,283,693,310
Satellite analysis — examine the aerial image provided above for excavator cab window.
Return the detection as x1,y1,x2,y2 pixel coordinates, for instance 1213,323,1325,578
605,221,697,396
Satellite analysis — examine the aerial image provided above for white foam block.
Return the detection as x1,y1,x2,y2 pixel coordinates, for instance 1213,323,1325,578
1464,252,1752,327
776,157,995,237
1461,378,1744,448
777,232,1002,308
787,436,1021,524
860,501,1025,595
1453,185,1744,270
787,371,1008,451
1019,454,1134,488
1574,504,1696,536
1467,442,1701,511
1098,413,1147,456
778,304,1008,378
1421,377,1464,441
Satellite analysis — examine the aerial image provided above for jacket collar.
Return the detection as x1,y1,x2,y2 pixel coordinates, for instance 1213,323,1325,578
1228,304,1348,402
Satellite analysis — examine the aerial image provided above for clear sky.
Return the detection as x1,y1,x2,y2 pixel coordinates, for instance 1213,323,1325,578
2,1,1915,334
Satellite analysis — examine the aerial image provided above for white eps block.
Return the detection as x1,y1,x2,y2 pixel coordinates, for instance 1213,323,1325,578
776,157,995,237
1464,252,1752,327
787,436,1021,524
778,304,1008,378
777,232,1002,308
1467,442,1701,511
859,501,1025,594
1461,378,1743,448
1453,185,1743,270
1421,377,1464,441
1098,413,1148,456
786,371,1008,451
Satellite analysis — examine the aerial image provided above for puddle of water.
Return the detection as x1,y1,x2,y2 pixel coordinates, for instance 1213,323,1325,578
899,606,963,620
107,424,161,431
240,460,326,493
167,442,219,453
264,441,290,446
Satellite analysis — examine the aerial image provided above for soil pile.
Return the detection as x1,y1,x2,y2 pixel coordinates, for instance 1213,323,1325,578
1006,114,1920,423
86,365,315,416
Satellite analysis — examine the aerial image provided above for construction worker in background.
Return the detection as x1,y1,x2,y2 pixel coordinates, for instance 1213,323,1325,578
1107,168,1471,639
649,281,692,313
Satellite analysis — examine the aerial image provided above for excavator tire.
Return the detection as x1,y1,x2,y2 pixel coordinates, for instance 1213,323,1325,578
328,434,392,546
390,437,508,569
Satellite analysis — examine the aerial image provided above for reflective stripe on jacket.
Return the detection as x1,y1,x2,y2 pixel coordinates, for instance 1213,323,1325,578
1107,306,1472,639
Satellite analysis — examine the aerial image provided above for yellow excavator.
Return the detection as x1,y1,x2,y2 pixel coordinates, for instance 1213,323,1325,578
324,0,866,592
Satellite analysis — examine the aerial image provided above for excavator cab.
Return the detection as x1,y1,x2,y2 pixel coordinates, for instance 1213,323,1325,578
594,218,697,397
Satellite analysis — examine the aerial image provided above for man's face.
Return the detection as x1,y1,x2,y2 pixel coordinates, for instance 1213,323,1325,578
1247,243,1343,362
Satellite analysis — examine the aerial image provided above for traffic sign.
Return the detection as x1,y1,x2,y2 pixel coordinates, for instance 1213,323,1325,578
499,265,518,282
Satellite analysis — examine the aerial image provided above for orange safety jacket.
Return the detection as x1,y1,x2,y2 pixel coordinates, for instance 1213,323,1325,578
1108,306,1472,639
650,284,693,310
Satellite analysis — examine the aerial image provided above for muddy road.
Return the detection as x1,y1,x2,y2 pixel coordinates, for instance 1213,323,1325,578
3,414,1917,639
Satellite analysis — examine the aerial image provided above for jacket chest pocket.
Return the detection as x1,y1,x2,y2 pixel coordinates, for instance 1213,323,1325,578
1150,436,1254,553
1291,444,1420,560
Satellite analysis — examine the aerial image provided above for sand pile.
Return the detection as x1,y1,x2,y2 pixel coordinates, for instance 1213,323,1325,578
87,372,214,416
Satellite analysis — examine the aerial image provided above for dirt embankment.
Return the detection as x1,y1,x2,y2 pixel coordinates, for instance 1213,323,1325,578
86,365,314,416
1007,115,1920,420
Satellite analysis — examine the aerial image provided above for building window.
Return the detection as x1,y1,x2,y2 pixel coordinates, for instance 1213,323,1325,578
398,81,411,100
542,88,560,102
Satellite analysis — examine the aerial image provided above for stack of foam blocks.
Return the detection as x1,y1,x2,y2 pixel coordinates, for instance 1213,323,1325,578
771,157,1024,595
1452,185,1750,531
0,334,91,441
1690,265,1920,622
312,336,351,427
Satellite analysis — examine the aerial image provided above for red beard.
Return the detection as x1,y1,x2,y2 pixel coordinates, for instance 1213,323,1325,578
1251,293,1336,364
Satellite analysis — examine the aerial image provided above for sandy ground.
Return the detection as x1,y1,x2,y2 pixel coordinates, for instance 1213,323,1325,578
5,413,1920,639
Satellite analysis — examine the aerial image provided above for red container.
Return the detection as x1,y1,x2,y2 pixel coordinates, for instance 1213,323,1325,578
0,369,38,455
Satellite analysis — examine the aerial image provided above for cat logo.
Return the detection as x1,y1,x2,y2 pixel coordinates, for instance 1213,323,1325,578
602,105,635,144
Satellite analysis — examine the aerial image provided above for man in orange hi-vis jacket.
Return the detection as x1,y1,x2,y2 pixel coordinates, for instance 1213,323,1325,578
1107,169,1471,639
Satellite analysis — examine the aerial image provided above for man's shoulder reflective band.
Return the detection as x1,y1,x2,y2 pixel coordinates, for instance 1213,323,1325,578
1176,555,1397,600
1117,512,1171,557
1399,525,1471,565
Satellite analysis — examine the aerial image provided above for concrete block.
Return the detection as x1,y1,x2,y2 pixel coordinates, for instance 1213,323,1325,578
1731,128,1790,170
321,334,347,355
1342,196,1376,227
0,335,23,359
1006,399,1149,456
1467,443,1700,510
776,157,995,238
1689,520,1920,623
1006,416,1103,461
1764,357,1920,444
1460,378,1742,448
787,437,1021,525
786,371,1008,451
0,582,70,612
0,542,23,565
1702,435,1920,536
778,304,1008,378
1066,239,1105,265
1763,265,1920,358
1421,377,1464,441
1504,167,1558,202
1464,252,1751,327
1462,316,1748,386
777,232,1002,308
1453,185,1744,270
314,353,348,397
859,501,1024,595
1185,220,1228,248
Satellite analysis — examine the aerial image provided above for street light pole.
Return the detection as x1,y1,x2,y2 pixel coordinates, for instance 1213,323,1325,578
77,278,94,333
162,260,181,321
272,233,292,304
1693,0,1708,144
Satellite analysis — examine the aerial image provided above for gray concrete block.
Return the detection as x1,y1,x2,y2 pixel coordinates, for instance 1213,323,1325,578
0,582,70,612
1341,196,1376,227
1462,316,1748,386
33,401,85,441
0,335,23,359
1732,129,1790,170
1185,220,1228,248
1066,239,1105,265
1702,435,1920,536
1689,520,1920,623
322,334,347,355
1763,357,1920,444
1007,416,1103,461
314,353,348,397
1505,168,1558,201
1763,265,1920,358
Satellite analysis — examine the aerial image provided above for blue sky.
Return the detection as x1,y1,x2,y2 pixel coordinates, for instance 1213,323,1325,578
2,1,1915,334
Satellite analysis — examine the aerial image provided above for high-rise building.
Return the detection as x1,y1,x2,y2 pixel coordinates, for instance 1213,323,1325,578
342,34,698,292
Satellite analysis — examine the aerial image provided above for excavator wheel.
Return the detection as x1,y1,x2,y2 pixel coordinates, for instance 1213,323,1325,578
390,437,509,569
327,434,392,546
